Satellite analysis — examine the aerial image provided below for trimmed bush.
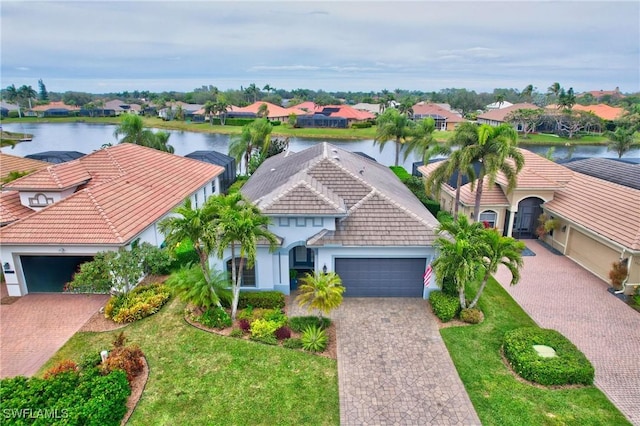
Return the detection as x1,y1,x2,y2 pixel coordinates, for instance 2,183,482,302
389,166,412,182
283,338,304,349
275,326,292,340
105,283,171,323
238,318,251,332
288,316,332,332
460,308,484,324
301,325,328,352
250,318,280,341
198,306,232,329
43,359,78,379
223,291,285,310
503,327,594,386
429,290,460,322
351,121,373,128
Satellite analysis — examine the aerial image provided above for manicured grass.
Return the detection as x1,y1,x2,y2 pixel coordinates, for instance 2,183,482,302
40,298,339,425
440,278,630,426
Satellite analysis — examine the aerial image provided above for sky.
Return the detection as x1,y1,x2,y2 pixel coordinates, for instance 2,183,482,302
1,1,639,95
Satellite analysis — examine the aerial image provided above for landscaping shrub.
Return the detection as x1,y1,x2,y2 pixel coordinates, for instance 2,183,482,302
275,326,292,340
209,117,256,126
389,166,412,182
78,352,102,370
169,238,199,269
238,318,251,332
229,328,244,338
263,309,287,327
250,318,280,340
351,121,373,128
43,359,78,379
227,176,249,194
429,290,460,322
138,243,173,275
283,338,304,349
288,316,331,332
503,327,594,386
223,291,285,310
301,325,328,352
460,308,484,324
0,368,129,426
436,210,454,224
198,306,232,329
609,260,628,290
103,344,145,383
105,283,171,323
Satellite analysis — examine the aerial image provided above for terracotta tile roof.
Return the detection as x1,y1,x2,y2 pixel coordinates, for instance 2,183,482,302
4,160,92,191
0,191,34,225
496,149,573,189
0,144,224,245
243,142,438,247
571,104,624,121
545,173,640,251
0,153,50,180
287,102,374,120
231,102,306,118
30,101,80,112
456,180,510,206
476,103,540,123
580,88,624,99
412,102,466,122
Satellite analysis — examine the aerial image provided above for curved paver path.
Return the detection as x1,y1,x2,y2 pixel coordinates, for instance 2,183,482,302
0,292,108,378
290,298,480,425
495,240,640,426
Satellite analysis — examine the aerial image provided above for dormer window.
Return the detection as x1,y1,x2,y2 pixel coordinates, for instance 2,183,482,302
28,193,54,207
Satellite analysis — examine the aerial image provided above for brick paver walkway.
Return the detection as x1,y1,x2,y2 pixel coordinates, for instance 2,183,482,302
0,291,109,378
495,240,640,426
289,298,480,425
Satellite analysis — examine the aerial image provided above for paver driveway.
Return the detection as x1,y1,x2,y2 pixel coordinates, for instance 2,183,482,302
291,298,480,425
0,291,108,378
495,240,640,426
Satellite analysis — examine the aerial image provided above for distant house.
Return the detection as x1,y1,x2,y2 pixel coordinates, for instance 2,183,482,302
0,101,19,117
225,102,306,122
30,102,80,118
579,87,625,101
103,99,141,116
0,144,224,296
294,103,375,128
412,102,466,131
476,103,540,128
485,101,514,110
570,104,624,122
158,102,203,120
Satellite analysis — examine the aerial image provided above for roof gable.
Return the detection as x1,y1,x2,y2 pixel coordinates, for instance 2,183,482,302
0,153,50,180
477,103,540,122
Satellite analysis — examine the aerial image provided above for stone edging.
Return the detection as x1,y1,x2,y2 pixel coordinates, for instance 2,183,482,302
120,356,149,426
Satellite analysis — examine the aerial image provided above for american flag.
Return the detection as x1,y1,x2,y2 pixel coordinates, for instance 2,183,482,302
423,264,433,287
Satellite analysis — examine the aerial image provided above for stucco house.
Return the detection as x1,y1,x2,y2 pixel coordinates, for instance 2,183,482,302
419,149,640,292
411,102,466,131
211,142,440,298
476,103,540,128
0,144,224,296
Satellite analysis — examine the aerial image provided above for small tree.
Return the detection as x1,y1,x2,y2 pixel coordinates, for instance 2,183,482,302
166,264,230,308
296,272,345,320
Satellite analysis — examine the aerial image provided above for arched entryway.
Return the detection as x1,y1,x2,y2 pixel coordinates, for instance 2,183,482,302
288,245,315,290
511,197,544,239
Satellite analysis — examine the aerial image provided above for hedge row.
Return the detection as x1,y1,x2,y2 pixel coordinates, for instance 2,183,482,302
429,290,460,322
221,291,286,310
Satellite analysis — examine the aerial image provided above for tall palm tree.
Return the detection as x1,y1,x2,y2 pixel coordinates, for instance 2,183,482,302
203,101,216,125
607,126,638,158
547,82,561,98
494,93,506,108
229,118,273,174
374,108,414,166
521,84,534,102
397,97,415,118
212,193,279,320
18,85,37,109
424,122,478,219
432,215,486,308
403,117,436,164
468,228,524,308
468,124,524,220
114,115,173,152
214,99,231,125
296,272,345,320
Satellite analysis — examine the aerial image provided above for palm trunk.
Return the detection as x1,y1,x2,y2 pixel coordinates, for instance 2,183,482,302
454,173,463,219
459,285,466,309
468,271,490,309
473,173,485,221
231,246,244,321
395,137,400,166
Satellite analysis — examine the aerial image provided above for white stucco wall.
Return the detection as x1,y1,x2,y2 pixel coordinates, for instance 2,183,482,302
18,187,77,211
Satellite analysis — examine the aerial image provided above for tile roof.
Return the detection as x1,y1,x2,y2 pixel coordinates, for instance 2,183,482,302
545,173,640,251
476,103,540,122
562,158,640,190
0,153,50,180
456,180,510,206
0,144,224,245
4,160,93,191
0,191,34,225
30,101,80,112
243,142,439,246
571,104,624,121
230,101,306,118
287,102,375,120
412,102,466,122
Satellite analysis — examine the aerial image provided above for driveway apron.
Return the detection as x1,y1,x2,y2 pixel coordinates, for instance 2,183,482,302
495,240,640,425
329,298,480,425
0,293,108,378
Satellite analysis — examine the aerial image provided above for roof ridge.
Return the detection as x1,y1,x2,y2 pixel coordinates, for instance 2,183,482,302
368,189,438,229
46,165,64,189
300,177,345,211
84,188,125,243
103,146,128,176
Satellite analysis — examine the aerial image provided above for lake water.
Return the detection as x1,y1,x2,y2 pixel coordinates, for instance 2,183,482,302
2,123,638,170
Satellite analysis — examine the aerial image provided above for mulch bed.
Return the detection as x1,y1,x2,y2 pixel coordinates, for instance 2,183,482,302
121,356,149,426
0,296,20,305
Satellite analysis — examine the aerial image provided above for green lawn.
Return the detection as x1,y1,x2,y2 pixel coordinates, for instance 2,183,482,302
40,298,339,426
441,279,630,426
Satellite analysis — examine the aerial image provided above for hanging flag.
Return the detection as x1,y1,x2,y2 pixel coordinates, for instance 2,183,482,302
423,264,433,287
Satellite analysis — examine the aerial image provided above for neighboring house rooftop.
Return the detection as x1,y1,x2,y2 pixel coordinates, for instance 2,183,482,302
0,153,50,181
571,104,624,121
229,101,306,118
579,87,625,99
561,157,640,190
412,102,465,122
0,144,224,245
25,151,86,164
476,103,540,123
30,102,80,112
288,102,375,120
0,191,34,226
242,142,439,247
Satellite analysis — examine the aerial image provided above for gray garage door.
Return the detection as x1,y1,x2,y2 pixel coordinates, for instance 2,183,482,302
335,258,426,297
20,256,93,292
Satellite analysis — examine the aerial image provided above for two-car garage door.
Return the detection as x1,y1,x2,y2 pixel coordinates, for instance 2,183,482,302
20,256,93,292
335,258,426,297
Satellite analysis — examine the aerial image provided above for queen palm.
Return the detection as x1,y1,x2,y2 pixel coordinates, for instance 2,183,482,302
468,124,524,220
114,115,173,152
374,108,414,166
606,126,638,158
212,193,279,320
403,117,436,164
296,272,345,320
229,118,273,174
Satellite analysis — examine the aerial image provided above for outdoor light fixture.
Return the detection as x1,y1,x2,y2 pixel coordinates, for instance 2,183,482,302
3,262,10,271
322,264,327,274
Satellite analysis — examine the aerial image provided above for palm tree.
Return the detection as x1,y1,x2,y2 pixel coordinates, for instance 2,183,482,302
374,108,414,166
424,122,478,219
521,84,534,102
468,124,524,220
166,264,230,309
257,103,269,118
494,94,506,108
4,84,21,117
212,193,279,320
18,85,37,109
262,84,274,94
558,87,576,110
403,117,436,164
547,82,561,99
229,118,273,175
397,98,415,118
245,83,259,103
296,271,345,320
214,99,231,125
432,215,486,308
151,130,174,153
113,115,173,152
468,228,524,309
203,101,216,125
607,126,638,158
158,197,219,286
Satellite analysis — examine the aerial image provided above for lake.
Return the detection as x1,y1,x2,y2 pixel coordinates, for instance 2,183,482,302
2,123,638,170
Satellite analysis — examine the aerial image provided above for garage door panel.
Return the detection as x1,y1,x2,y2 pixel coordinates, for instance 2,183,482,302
567,230,618,280
335,258,426,297
21,256,93,292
